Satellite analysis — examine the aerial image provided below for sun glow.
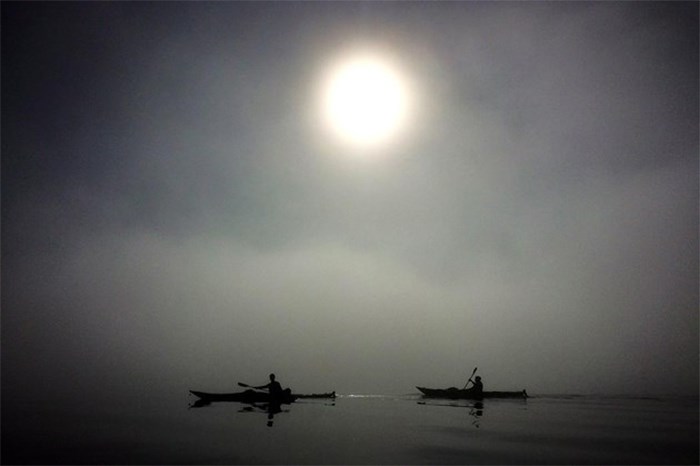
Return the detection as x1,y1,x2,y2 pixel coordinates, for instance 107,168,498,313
321,53,410,149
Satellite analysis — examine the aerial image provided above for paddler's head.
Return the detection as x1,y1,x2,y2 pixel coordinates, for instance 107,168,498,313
269,373,276,381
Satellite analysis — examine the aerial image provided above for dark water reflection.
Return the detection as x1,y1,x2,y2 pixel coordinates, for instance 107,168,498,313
190,398,292,427
417,399,485,427
189,395,336,427
3,394,697,464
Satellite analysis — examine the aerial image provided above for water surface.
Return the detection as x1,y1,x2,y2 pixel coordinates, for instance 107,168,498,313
3,393,698,464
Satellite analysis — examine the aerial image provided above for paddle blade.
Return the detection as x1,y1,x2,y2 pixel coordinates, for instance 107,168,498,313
238,382,250,388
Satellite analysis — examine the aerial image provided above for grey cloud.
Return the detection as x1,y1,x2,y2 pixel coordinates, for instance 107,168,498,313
3,2,697,400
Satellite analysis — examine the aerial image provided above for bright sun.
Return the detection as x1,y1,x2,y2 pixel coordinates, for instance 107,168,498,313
321,53,410,149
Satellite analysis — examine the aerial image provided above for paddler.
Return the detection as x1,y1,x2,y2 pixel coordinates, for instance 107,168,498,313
471,376,483,395
254,373,283,397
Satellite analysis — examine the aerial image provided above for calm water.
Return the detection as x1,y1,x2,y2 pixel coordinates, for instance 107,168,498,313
3,392,698,464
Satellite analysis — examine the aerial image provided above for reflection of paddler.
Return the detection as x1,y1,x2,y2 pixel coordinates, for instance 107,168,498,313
267,408,277,427
237,399,285,427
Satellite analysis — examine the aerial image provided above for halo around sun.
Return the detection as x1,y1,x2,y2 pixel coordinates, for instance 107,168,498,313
320,52,411,150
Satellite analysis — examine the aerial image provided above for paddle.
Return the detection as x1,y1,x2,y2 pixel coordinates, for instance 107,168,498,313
238,382,266,392
462,367,478,390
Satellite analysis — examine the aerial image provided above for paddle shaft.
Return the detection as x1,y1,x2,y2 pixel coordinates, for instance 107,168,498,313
238,382,266,392
462,367,478,389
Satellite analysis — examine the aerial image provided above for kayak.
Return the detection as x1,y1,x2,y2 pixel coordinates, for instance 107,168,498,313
416,386,528,399
190,389,297,404
189,389,336,404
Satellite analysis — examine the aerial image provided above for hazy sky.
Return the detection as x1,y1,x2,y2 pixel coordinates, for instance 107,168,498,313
3,2,698,400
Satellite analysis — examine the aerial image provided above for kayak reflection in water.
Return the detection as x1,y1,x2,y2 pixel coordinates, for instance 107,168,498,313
240,401,287,427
